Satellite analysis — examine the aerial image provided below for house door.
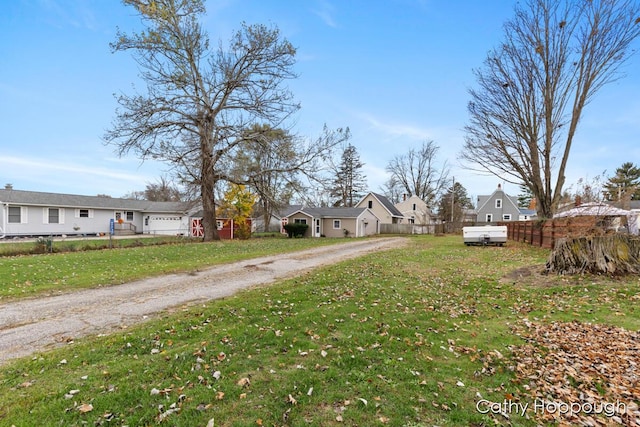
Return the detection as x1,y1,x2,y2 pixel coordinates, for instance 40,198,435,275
315,219,321,237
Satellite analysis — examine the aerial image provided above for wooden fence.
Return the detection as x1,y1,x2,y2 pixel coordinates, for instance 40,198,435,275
501,216,601,249
380,221,479,235
380,223,440,234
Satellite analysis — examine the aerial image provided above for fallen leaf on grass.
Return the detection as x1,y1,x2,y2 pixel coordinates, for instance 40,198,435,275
511,320,640,425
77,403,93,413
286,394,297,405
236,377,251,387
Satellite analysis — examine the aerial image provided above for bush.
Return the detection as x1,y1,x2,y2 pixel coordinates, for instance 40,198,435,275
235,222,252,240
34,236,54,253
283,223,308,238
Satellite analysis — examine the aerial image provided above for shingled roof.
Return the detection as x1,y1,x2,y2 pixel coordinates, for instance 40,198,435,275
0,189,192,213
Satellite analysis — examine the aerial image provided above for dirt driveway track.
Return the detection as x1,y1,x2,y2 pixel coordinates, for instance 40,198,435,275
0,237,407,366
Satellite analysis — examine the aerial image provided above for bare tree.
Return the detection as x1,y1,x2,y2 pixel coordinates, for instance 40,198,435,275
379,177,403,205
461,0,640,219
385,140,449,206
144,176,184,201
104,0,336,240
123,176,184,201
229,124,299,231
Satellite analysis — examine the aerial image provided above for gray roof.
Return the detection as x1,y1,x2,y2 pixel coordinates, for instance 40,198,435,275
303,207,367,218
286,206,368,219
370,192,404,217
0,189,191,213
278,204,304,218
519,208,537,216
477,189,520,212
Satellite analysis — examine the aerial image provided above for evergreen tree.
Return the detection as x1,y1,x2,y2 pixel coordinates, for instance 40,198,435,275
517,184,534,208
437,182,473,223
604,162,640,203
330,144,368,207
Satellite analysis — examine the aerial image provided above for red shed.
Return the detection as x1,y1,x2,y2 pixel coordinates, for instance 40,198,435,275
189,217,252,239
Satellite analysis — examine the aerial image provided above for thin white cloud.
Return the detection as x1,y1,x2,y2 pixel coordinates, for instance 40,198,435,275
38,0,98,30
312,0,338,28
0,155,160,196
0,156,147,183
357,112,434,141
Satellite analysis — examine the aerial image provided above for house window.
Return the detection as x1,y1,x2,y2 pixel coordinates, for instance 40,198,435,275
409,216,415,224
412,203,416,211
502,214,511,221
8,206,21,223
495,199,502,209
368,200,373,209
126,211,134,221
486,214,493,222
79,209,89,218
294,218,307,225
48,208,59,224
333,220,341,229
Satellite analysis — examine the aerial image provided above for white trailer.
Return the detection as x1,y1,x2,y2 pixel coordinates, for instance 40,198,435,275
462,225,507,246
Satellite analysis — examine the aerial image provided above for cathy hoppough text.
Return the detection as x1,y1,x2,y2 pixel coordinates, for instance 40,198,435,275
476,399,627,418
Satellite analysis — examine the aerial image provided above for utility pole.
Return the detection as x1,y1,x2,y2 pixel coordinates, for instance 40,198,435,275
450,176,455,223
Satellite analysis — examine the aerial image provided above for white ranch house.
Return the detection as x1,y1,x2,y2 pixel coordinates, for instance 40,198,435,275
0,188,193,238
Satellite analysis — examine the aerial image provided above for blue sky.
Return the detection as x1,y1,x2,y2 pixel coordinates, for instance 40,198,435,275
1,0,639,204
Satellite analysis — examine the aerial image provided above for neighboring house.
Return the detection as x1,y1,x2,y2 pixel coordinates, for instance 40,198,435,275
281,206,380,238
252,211,284,233
476,184,523,223
556,202,638,234
462,208,477,223
518,209,537,221
355,192,404,224
0,188,193,238
394,195,434,225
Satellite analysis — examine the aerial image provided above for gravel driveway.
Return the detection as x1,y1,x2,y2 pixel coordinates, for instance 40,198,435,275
0,237,407,366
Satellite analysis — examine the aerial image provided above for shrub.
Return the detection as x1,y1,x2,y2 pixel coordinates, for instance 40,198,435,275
34,236,54,253
283,223,308,238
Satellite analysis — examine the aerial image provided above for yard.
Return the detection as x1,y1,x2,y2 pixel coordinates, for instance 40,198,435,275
1,235,639,426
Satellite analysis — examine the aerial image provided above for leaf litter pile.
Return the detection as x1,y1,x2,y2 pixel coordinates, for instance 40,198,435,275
511,319,640,426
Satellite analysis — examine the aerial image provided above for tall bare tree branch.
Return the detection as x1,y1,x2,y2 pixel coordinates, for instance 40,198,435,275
104,0,304,240
461,0,640,218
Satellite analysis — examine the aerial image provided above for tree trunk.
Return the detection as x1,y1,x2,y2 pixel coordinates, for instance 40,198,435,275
201,149,220,241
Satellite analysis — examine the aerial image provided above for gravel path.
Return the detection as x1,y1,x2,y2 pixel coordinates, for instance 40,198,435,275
0,237,407,365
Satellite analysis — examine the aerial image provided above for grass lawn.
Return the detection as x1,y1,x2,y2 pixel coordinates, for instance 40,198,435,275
0,236,347,301
1,235,639,426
